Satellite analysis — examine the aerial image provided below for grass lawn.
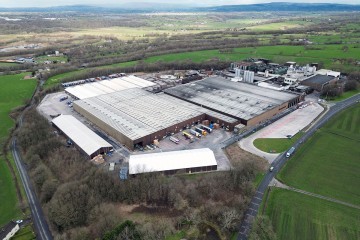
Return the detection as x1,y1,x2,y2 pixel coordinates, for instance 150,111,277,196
278,104,360,205
11,225,36,240
264,188,360,240
253,132,304,153
0,73,37,226
327,89,360,102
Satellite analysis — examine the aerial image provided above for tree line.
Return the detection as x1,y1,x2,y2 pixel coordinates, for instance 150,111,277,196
16,108,275,239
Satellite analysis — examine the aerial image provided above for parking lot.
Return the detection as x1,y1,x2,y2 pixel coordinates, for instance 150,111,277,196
37,91,75,121
239,101,324,163
37,91,234,170
132,127,233,170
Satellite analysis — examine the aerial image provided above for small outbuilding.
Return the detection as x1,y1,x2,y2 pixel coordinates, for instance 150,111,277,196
0,221,19,240
129,148,217,175
52,115,113,158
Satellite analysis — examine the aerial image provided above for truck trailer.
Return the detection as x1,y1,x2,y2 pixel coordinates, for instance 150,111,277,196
200,124,212,133
286,147,295,157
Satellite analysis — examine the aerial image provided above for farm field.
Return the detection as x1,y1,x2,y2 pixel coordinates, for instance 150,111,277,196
0,73,37,226
35,55,68,63
264,188,360,240
43,61,137,89
144,44,360,70
278,104,360,205
45,43,360,89
248,20,312,31
0,62,19,67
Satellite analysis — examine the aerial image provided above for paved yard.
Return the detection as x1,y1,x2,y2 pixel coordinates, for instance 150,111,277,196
239,102,324,163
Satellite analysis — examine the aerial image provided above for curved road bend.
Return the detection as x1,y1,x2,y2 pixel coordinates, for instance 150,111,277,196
237,94,360,240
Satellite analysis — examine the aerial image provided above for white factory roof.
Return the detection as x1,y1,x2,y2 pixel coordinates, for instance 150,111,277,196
129,148,217,174
52,115,112,156
74,88,203,141
65,75,155,100
315,69,341,78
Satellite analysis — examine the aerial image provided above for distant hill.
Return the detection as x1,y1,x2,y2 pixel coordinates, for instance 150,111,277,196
200,2,360,12
0,2,359,13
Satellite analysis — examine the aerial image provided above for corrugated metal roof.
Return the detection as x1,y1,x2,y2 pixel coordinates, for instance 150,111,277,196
129,148,217,174
164,77,298,120
74,88,203,141
52,115,112,156
65,75,155,100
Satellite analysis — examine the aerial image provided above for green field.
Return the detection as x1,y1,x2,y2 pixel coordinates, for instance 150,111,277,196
0,73,37,226
35,55,68,63
144,44,360,71
43,61,137,89
0,62,19,67
248,21,312,31
253,132,304,153
45,44,360,89
264,188,360,240
278,104,360,205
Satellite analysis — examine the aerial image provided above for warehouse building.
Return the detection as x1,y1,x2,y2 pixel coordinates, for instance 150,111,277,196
301,74,338,91
52,115,113,158
129,148,217,175
65,75,156,100
74,88,207,150
164,77,302,126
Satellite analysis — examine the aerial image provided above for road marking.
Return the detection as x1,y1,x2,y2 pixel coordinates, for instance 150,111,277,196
254,196,262,200
256,191,264,195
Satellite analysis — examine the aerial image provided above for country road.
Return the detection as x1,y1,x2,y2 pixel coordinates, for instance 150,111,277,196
10,78,53,240
12,139,53,240
237,93,360,240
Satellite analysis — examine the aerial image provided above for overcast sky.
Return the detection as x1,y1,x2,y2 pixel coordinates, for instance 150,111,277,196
1,0,359,8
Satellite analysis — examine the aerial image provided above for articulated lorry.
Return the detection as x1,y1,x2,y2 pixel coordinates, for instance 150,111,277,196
286,147,295,157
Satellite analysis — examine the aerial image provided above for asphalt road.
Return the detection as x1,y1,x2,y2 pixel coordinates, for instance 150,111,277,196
11,79,53,240
237,94,360,240
12,139,53,240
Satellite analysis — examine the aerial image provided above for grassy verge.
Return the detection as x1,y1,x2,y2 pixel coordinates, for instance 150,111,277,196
327,89,360,102
11,225,36,240
0,157,23,225
264,188,360,240
278,104,360,205
0,73,37,226
253,132,304,153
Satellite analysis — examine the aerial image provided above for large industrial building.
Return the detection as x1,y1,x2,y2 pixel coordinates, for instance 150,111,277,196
74,88,204,149
129,148,217,175
70,76,302,150
164,77,302,126
301,74,338,91
52,115,113,158
65,75,156,100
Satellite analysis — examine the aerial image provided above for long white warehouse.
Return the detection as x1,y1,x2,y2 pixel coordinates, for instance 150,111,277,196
129,148,217,175
65,75,156,100
52,115,113,158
